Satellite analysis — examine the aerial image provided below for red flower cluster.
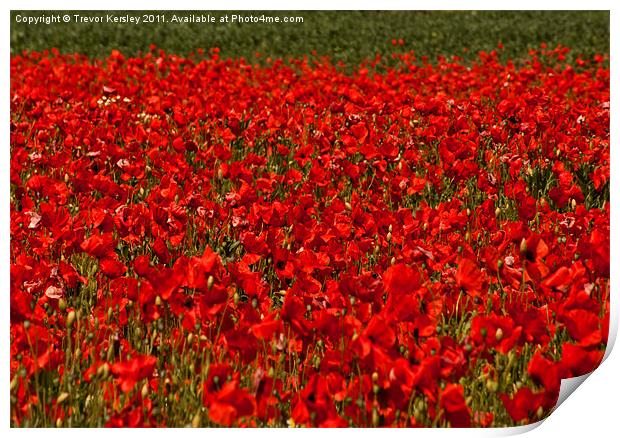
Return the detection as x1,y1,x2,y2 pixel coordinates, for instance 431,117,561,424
10,46,609,427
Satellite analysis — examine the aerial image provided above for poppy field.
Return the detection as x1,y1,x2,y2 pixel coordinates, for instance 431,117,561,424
10,40,610,428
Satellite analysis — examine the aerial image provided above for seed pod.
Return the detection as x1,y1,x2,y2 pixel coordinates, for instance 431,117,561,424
207,275,214,290
345,201,352,211
386,232,392,243
141,382,149,399
390,256,396,265
388,224,393,233
571,198,577,210
233,292,240,305
372,372,379,384
495,207,501,218
519,238,528,256
155,296,162,306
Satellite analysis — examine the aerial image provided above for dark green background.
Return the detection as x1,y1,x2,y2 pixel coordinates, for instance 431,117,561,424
11,10,609,64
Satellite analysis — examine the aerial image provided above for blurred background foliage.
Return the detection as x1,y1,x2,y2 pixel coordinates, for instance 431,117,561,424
11,10,609,64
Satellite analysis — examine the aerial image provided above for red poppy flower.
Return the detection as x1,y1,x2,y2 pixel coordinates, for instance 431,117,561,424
111,354,157,393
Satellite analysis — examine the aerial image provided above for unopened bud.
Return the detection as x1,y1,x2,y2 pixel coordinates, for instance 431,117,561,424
97,363,110,379
372,407,380,427
66,311,76,329
207,275,214,291
519,238,528,256
57,392,70,404
486,379,498,393
192,411,201,428
495,327,504,341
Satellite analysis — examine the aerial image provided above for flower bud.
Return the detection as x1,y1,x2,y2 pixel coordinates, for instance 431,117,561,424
486,379,498,393
372,407,380,427
519,238,528,256
207,275,214,290
192,411,201,428
66,311,76,329
495,327,504,341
